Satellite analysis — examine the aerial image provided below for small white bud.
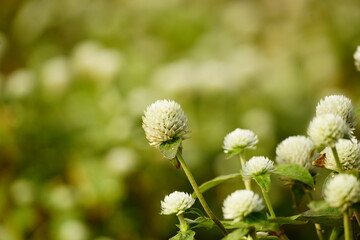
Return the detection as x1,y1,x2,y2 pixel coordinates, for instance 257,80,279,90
142,100,189,147
161,191,195,216
276,136,315,170
324,174,360,211
222,190,264,221
354,46,360,71
242,156,274,179
316,95,356,128
223,128,258,154
307,114,349,147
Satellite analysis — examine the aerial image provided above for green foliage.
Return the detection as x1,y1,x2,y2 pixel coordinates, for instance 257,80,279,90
221,228,249,240
273,164,315,188
169,230,196,240
254,174,271,192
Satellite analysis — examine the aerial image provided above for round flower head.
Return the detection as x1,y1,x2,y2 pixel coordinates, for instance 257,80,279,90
142,100,189,147
316,95,356,128
222,190,264,221
223,128,258,154
324,174,360,211
161,191,195,215
242,156,274,179
322,138,360,172
276,136,315,170
354,46,360,71
307,114,349,147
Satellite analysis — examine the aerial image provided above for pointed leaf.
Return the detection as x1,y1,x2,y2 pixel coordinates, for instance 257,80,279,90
273,164,314,188
298,207,342,226
192,173,242,198
254,174,271,192
268,216,307,225
290,182,307,207
221,228,249,240
160,138,182,160
185,208,205,217
169,230,195,240
186,216,214,230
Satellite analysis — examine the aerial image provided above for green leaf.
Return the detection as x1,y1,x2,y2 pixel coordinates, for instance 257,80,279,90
298,207,342,226
185,208,205,217
159,138,182,160
254,174,271,192
307,200,330,211
290,181,307,207
221,228,249,240
192,173,242,198
268,216,307,225
169,230,196,240
186,216,214,230
273,164,314,188
259,237,281,240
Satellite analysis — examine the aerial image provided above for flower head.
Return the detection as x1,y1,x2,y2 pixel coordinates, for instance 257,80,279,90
242,156,274,179
316,95,356,128
322,138,360,172
223,128,258,154
222,190,264,221
324,174,360,211
307,114,349,147
354,46,360,71
142,100,189,147
276,136,315,170
161,191,195,215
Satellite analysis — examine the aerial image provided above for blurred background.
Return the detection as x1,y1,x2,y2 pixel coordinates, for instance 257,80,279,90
0,0,360,239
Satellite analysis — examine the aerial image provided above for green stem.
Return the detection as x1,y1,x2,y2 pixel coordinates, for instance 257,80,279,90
343,208,353,240
315,224,324,240
176,151,228,236
178,214,188,232
261,188,276,218
353,210,360,227
248,228,258,240
331,147,343,173
329,227,342,240
239,153,252,190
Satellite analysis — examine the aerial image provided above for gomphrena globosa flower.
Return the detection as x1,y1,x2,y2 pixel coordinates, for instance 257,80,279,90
142,100,189,147
307,114,349,147
354,46,360,71
223,128,258,154
322,138,360,172
324,174,360,211
161,191,195,216
242,156,274,179
316,95,356,129
276,136,315,170
222,190,264,221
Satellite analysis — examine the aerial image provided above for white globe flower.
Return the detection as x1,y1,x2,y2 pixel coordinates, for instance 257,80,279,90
307,114,349,147
242,156,274,179
142,100,189,147
276,136,315,170
223,128,258,154
161,191,195,216
322,138,360,172
324,174,360,211
316,95,356,128
222,190,264,221
354,46,360,71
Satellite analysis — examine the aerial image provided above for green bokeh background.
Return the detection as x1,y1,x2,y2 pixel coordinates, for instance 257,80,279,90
0,0,360,239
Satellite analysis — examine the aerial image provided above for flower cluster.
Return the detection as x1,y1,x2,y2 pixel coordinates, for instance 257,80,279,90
223,128,258,154
161,191,195,216
242,156,274,179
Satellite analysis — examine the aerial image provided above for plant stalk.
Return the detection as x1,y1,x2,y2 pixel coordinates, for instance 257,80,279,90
176,151,228,236
239,153,252,190
178,214,188,232
331,147,343,173
261,188,276,218
343,208,353,240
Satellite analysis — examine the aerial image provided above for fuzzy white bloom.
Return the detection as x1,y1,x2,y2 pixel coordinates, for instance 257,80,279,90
142,100,189,147
322,138,360,172
354,46,360,71
222,190,264,221
316,95,356,128
307,114,349,147
161,191,195,215
223,128,258,154
276,136,315,170
242,156,274,178
324,174,360,211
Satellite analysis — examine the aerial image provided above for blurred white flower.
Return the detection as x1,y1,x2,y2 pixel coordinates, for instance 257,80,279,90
322,138,360,172
354,46,360,71
72,41,123,83
5,69,36,98
161,191,195,215
276,136,315,170
316,95,356,128
307,114,349,147
324,174,360,211
48,185,75,210
222,190,264,221
58,219,88,240
242,156,274,179
223,128,258,154
10,179,34,205
142,100,189,147
104,147,137,176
